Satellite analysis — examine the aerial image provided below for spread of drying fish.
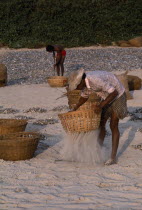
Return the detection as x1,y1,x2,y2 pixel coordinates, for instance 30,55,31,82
0,108,19,114
0,46,142,209
24,107,47,113
33,118,59,125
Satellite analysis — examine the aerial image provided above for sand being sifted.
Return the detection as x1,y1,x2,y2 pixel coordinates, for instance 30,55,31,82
61,129,108,165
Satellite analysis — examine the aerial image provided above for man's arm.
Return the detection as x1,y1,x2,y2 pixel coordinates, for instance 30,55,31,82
72,96,88,111
54,46,64,65
54,54,62,67
100,90,118,108
94,90,118,113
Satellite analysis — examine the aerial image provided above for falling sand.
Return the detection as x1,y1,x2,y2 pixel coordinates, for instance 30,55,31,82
61,129,109,165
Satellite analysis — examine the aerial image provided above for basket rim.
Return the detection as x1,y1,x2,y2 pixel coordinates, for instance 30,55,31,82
58,110,101,133
47,76,68,80
58,109,97,117
0,131,41,142
67,90,101,99
0,119,28,127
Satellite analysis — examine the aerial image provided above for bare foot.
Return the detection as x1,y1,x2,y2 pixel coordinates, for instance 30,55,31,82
104,158,116,165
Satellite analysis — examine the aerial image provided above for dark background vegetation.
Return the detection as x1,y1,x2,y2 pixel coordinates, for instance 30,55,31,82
0,0,142,48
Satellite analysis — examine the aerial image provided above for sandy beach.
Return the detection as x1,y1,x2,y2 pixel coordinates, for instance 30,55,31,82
0,47,142,209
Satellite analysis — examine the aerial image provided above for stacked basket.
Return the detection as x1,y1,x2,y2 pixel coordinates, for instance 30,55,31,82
0,119,41,161
0,119,27,134
0,132,41,161
58,89,102,133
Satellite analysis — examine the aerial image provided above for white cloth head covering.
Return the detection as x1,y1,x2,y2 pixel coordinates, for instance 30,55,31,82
68,68,85,91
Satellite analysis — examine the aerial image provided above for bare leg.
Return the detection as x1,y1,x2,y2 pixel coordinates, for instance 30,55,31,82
98,117,108,146
105,111,119,165
60,57,65,76
56,65,60,76
60,63,64,76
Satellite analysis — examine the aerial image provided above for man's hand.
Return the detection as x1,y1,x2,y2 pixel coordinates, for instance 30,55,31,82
68,108,75,112
93,104,102,114
72,97,88,111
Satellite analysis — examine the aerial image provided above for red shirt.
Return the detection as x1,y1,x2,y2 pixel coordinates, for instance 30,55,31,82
57,50,66,56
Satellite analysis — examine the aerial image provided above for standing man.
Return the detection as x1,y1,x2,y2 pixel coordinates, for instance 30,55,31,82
46,45,66,76
67,68,128,165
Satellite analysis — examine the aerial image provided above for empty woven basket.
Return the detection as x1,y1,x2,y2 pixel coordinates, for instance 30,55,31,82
0,132,41,161
47,76,68,87
58,110,101,133
0,119,28,134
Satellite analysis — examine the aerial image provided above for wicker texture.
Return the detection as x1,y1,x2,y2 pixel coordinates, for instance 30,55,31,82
78,101,100,111
0,119,27,134
0,64,7,87
0,79,7,87
0,132,41,161
47,76,68,87
58,110,101,133
115,72,133,100
127,75,142,90
67,90,101,110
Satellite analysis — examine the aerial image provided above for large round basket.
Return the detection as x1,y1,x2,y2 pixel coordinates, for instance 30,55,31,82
0,132,41,161
58,110,101,133
67,90,101,110
127,75,142,90
0,119,28,134
0,64,7,87
47,76,68,87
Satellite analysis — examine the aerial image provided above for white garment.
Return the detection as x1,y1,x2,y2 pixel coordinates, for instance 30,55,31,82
81,71,125,100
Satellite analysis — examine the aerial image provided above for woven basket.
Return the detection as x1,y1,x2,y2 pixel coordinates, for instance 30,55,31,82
0,64,7,87
0,132,41,161
0,79,7,87
58,110,101,133
47,76,68,87
0,119,28,134
67,90,101,110
115,72,133,100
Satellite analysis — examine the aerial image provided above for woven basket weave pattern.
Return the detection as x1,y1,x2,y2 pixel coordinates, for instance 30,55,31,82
0,79,7,87
67,90,101,110
47,76,68,87
0,64,7,81
0,119,27,134
0,132,41,161
115,73,133,100
58,110,101,133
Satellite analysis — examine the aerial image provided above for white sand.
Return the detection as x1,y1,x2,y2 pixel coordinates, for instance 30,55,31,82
0,53,142,209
